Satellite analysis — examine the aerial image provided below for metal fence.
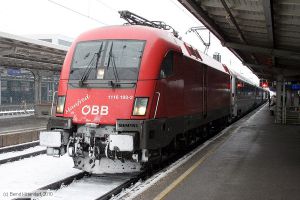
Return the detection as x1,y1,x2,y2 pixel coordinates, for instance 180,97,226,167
0,104,35,118
276,106,300,125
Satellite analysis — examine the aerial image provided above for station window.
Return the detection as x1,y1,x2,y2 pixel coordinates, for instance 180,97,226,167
160,51,173,79
58,39,72,47
40,39,52,43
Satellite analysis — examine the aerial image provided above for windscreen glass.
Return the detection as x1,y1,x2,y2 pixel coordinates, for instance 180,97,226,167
69,40,145,80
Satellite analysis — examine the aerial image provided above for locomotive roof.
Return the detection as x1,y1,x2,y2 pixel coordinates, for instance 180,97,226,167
75,25,175,43
176,39,230,75
228,68,258,86
75,25,260,83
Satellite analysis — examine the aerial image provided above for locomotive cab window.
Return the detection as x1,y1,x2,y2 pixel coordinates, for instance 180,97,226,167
160,51,174,79
69,40,145,82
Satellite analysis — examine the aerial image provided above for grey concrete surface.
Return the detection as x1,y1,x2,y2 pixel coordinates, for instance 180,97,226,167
164,105,300,200
0,116,47,134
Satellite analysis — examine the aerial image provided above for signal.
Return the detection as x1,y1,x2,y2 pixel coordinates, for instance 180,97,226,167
260,80,269,88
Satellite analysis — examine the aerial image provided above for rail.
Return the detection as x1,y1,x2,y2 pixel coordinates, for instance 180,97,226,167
0,145,46,165
25,172,142,200
0,141,39,154
0,149,46,165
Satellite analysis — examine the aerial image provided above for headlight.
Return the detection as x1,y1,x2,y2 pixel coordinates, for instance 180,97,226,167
132,97,148,116
56,96,66,114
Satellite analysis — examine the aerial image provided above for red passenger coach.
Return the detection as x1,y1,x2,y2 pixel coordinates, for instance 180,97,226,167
39,22,257,174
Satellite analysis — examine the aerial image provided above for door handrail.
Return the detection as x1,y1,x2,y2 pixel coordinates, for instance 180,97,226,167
154,92,161,119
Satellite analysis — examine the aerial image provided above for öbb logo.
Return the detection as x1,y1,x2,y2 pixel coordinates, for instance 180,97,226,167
81,105,109,116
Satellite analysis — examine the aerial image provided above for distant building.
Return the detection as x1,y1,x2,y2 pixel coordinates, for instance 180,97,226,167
24,34,73,47
213,52,221,62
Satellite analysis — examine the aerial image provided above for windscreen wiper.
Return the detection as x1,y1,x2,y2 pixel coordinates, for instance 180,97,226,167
79,43,103,87
106,42,120,88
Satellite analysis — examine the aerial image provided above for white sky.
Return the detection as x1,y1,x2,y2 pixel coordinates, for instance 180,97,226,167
0,0,259,84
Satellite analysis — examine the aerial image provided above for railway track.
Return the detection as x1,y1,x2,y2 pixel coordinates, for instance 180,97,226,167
23,139,208,200
12,133,216,200
0,145,46,165
4,132,213,200
28,127,224,200
37,172,88,191
0,141,40,154
95,173,144,200
15,172,145,200
0,126,46,165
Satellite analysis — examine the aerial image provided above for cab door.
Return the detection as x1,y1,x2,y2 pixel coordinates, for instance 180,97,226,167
151,51,184,118
203,65,207,118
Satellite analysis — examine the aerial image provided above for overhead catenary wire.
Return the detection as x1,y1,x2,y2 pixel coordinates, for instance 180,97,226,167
95,0,118,12
168,0,202,25
48,0,109,25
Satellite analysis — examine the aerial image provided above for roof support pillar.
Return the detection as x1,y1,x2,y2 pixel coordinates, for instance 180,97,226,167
0,72,2,106
32,70,42,105
275,75,284,124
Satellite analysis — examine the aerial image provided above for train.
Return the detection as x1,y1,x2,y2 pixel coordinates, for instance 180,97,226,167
40,24,268,174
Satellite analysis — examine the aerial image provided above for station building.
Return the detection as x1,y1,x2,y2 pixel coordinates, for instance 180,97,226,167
0,34,72,106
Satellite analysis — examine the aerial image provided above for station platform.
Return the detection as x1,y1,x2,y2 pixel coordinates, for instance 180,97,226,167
0,116,47,147
0,116,47,134
135,104,300,200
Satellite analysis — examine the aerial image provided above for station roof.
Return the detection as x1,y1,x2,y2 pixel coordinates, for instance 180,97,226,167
0,31,67,72
179,0,300,81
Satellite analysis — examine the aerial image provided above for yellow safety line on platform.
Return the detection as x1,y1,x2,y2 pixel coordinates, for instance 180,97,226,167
153,134,232,200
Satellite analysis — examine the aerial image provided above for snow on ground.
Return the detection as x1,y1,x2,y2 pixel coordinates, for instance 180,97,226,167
0,145,46,160
0,154,81,200
40,176,129,200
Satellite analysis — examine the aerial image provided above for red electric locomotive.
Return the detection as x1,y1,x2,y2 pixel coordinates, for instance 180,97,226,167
40,12,265,173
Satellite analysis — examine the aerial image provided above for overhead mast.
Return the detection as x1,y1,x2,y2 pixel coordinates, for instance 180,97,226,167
118,10,179,38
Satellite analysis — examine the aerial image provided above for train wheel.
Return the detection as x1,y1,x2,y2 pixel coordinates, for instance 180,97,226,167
227,115,232,125
201,125,208,140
